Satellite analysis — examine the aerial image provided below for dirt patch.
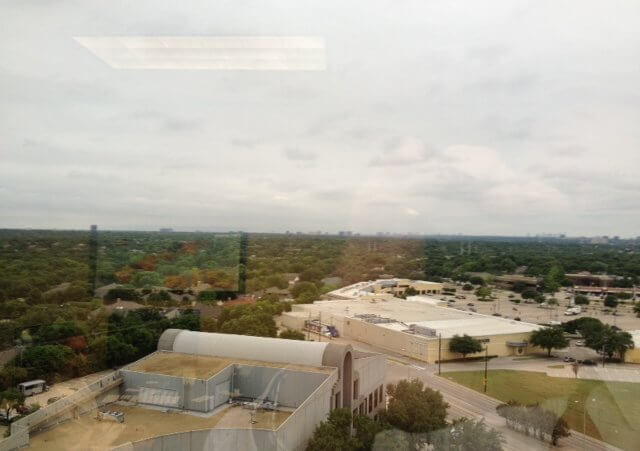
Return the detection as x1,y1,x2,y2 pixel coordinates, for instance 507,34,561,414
128,353,234,379
28,403,291,451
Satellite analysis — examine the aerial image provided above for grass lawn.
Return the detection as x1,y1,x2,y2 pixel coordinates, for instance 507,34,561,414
444,370,640,451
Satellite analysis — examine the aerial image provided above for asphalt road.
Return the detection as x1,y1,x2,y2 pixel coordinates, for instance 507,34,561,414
329,336,622,451
386,360,621,451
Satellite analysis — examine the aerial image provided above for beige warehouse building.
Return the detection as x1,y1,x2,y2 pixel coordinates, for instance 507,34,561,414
281,298,542,363
624,330,640,364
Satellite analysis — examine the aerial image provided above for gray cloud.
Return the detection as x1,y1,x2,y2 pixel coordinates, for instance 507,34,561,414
1,0,640,235
283,148,317,161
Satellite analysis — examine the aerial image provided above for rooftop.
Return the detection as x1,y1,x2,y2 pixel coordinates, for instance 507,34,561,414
293,298,540,338
127,351,335,379
28,403,292,451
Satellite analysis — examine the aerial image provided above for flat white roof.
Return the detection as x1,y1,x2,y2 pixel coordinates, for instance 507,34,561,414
293,298,540,339
629,330,640,348
328,279,441,299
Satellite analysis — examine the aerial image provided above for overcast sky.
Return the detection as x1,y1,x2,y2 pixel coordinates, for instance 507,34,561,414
1,1,639,236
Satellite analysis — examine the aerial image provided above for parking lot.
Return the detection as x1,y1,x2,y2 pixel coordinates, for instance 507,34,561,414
442,286,640,330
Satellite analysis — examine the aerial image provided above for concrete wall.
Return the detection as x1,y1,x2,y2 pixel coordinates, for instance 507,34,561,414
352,355,386,417
207,365,233,409
111,428,277,451
275,370,337,451
121,370,187,409
334,317,539,363
121,363,327,413
11,372,121,435
0,428,28,451
234,365,329,408
112,371,339,451
625,347,640,364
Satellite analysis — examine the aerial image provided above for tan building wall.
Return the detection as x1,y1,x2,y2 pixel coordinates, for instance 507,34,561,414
281,309,539,363
372,280,443,296
624,347,640,364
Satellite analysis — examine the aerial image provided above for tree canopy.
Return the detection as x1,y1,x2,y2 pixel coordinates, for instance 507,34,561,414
384,379,448,433
530,327,569,357
449,334,483,359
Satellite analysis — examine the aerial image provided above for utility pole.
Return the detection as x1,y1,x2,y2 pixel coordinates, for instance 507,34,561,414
483,345,489,393
438,333,442,376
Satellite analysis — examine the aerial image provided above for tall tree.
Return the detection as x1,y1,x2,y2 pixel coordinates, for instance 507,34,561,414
542,265,565,294
0,388,25,420
306,408,358,451
384,379,448,434
530,327,568,357
449,334,483,359
429,418,503,451
475,286,493,301
585,325,634,360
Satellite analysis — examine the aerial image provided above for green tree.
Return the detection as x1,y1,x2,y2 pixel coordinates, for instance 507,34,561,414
0,388,25,420
21,344,75,380
291,281,319,301
219,312,278,337
306,408,358,451
542,265,565,294
449,334,483,359
0,366,28,391
132,271,162,288
353,414,390,451
521,289,538,300
603,295,618,309
429,418,503,451
562,317,604,336
574,295,589,305
279,329,305,340
26,288,43,305
511,281,528,293
462,283,473,291
371,429,411,451
265,274,289,290
530,327,569,357
475,286,493,301
585,325,634,360
384,379,448,433
33,321,86,345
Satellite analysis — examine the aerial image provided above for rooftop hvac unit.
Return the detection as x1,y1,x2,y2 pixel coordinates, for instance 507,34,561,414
408,324,437,337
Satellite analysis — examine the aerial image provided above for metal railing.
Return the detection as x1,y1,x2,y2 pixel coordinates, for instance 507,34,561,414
9,371,122,436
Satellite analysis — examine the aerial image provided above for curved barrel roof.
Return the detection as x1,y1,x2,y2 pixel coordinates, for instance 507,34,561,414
158,329,332,367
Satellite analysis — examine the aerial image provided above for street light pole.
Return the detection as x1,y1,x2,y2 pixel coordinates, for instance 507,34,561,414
438,333,442,376
483,345,488,393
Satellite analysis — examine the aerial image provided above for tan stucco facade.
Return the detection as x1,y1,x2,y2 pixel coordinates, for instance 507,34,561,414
281,312,539,363
371,279,443,296
625,348,640,364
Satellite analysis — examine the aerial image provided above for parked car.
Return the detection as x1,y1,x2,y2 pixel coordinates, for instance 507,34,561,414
575,340,585,347
563,356,576,362
582,359,596,366
467,302,475,306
